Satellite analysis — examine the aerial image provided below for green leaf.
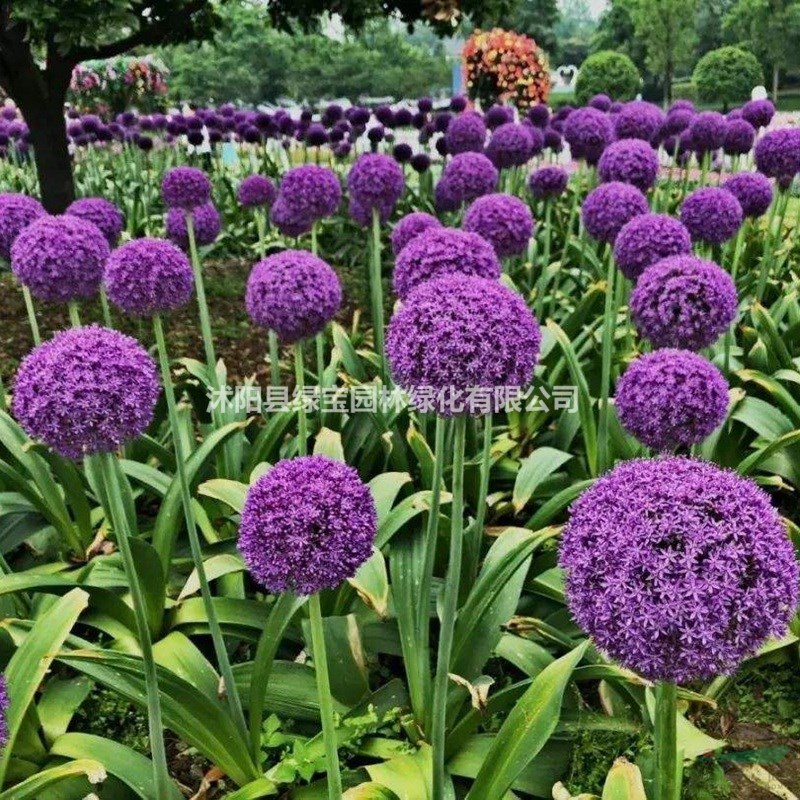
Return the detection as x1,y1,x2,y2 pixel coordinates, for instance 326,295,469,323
368,472,412,526
365,743,432,800
50,733,184,800
314,427,345,461
348,547,389,617
465,642,588,799
0,759,106,800
129,536,167,636
738,429,800,474
601,758,647,799
512,448,573,513
178,553,245,600
37,676,92,746
376,490,449,549
343,784,399,799
225,778,279,799
197,478,249,513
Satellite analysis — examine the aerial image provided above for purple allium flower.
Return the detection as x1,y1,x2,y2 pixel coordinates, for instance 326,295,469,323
462,193,534,258
418,96,433,113
237,175,277,209
689,111,727,154
581,182,649,244
616,349,729,451
11,215,109,303
613,213,692,280
680,187,743,244
245,249,341,343
485,122,533,168
723,118,756,157
105,238,194,317
444,111,487,154
393,227,500,299
238,455,377,596
0,675,7,750
347,153,404,214
434,111,452,133
755,128,800,181
597,139,659,191
386,275,541,416
527,103,550,128
392,143,413,163
664,108,694,136
304,123,328,147
589,94,612,111
527,165,569,200
161,166,212,209
391,212,442,256
13,326,159,460
279,165,341,221
435,152,498,212
270,198,312,237
450,95,468,112
564,107,613,164
394,108,413,128
742,99,775,130
560,456,799,683
484,104,513,129
410,153,431,173
670,99,695,113
166,202,221,250
66,197,124,246
723,172,774,218
543,127,563,153
348,197,394,227
0,193,44,261
631,255,737,350
614,101,664,141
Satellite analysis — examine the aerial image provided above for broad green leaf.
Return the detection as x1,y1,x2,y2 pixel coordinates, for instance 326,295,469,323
368,472,412,525
0,760,105,800
375,490,449,548
465,642,588,799
314,427,345,461
348,547,389,617
601,759,647,799
37,676,92,746
738,429,800,474
178,553,245,600
225,778,279,799
343,784,399,799
512,448,573,513
365,743,432,800
197,478,249,513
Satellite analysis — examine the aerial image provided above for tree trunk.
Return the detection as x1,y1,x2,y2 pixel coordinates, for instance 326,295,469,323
772,64,780,105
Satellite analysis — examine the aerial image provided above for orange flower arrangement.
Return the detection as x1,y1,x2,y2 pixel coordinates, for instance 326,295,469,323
462,28,550,110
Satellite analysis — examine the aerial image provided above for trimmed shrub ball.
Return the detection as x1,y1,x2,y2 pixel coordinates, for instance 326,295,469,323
485,123,534,168
238,455,377,596
581,182,649,244
462,193,534,258
527,165,569,199
0,193,45,261
13,326,159,460
105,237,194,316
723,172,773,218
245,249,342,343
755,129,800,181
631,255,737,350
564,107,613,164
560,456,798,683
613,101,664,141
237,175,277,209
444,111,486,154
680,187,742,244
386,274,540,417
393,227,501,299
12,214,109,303
598,139,659,191
391,212,442,256
66,197,124,246
347,153,404,214
435,152,498,212
615,349,729,451
165,202,221,249
613,213,692,280
161,166,212,209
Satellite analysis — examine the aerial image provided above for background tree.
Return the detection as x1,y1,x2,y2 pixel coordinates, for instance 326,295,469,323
693,44,763,109
499,0,560,57
553,0,598,65
695,0,737,60
0,0,510,213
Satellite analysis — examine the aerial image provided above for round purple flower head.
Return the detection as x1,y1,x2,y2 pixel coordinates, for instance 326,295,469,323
444,111,487,154
391,212,442,256
393,227,500,299
279,165,341,220
613,213,692,280
386,275,540,416
348,197,394,228
238,455,377,596
589,94,612,112
435,152,498,212
0,193,44,261
664,108,694,136
66,197,124,246
723,118,755,156
484,104,513,129
462,193,534,258
581,182,649,244
616,349,729,451
11,215,109,303
527,103,550,128
755,129,800,181
527,165,568,200
689,111,727,154
614,101,664,141
13,326,159,460
560,456,798,683
237,175,277,209
270,198,312,237
347,154,404,214
161,166,212,209
631,255,737,350
485,123,534,168
105,238,194,316
245,249,341,343
598,139,659,192
543,127,563,153
723,172,773,218
680,187,742,244
742,99,775,129
564,107,613,164
166,202,221,250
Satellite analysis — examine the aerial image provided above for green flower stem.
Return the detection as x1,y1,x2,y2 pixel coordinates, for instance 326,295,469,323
295,340,308,456
756,191,784,302
654,681,680,800
99,287,114,328
186,213,217,373
152,314,248,740
309,592,343,800
370,208,386,381
463,414,492,595
724,223,747,374
255,208,268,258
68,301,82,328
92,450,174,797
21,285,41,346
310,222,326,383
269,330,281,387
597,251,618,475
431,413,467,797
